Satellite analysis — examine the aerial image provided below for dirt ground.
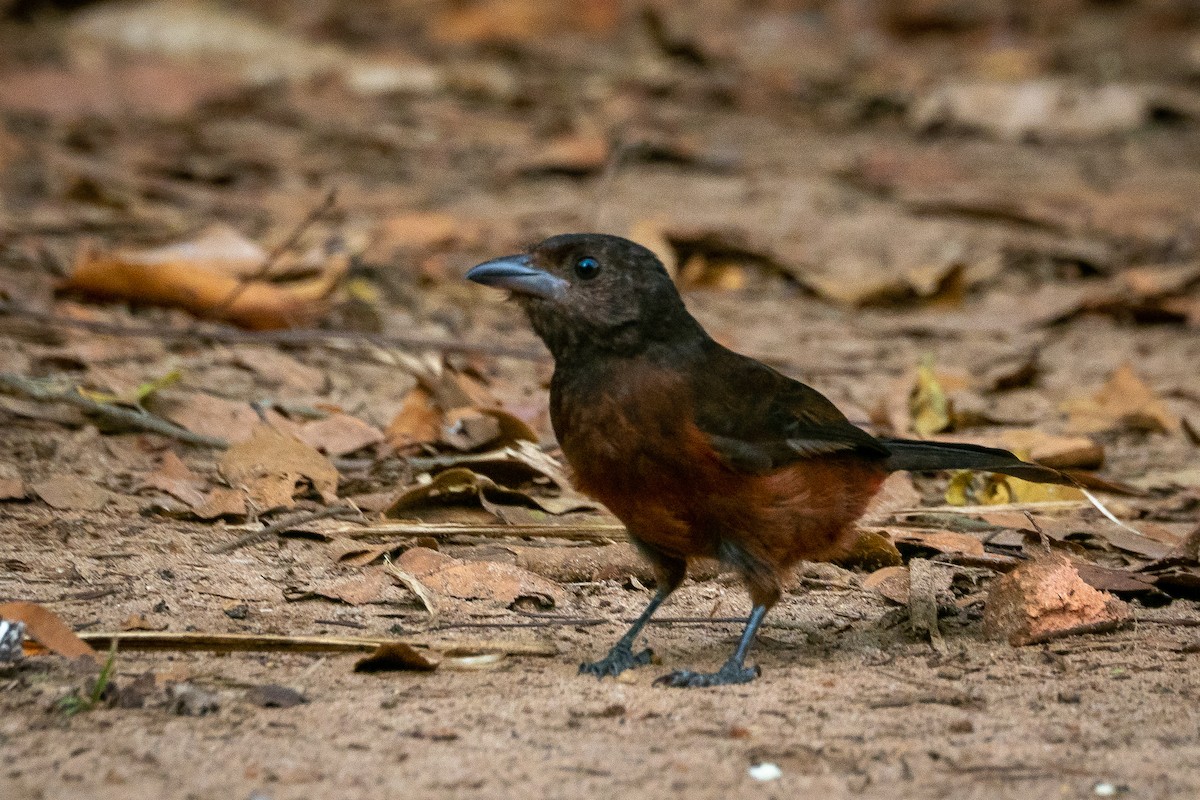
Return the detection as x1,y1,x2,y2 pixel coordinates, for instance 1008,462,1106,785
2,1,1200,798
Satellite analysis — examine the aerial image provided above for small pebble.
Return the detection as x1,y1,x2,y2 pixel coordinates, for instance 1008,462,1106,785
1094,782,1117,797
748,762,782,782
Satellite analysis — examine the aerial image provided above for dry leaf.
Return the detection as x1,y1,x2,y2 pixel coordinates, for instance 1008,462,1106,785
138,451,207,508
911,80,1148,141
419,561,563,608
219,424,338,511
983,552,1131,645
353,643,439,673
64,230,348,330
297,414,385,458
387,465,592,518
31,474,110,511
863,566,911,605
946,472,1085,506
191,486,249,520
515,132,610,176
1064,363,1180,435
313,568,391,606
0,601,97,661
386,386,442,451
395,547,459,577
834,530,903,571
233,347,325,393
909,356,952,436
892,528,985,556
393,547,564,609
149,391,268,445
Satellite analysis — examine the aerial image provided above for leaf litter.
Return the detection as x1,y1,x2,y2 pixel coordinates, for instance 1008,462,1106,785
2,1,1200,795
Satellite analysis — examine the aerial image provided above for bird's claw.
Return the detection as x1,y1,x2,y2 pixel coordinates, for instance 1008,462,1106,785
579,643,654,679
653,661,761,688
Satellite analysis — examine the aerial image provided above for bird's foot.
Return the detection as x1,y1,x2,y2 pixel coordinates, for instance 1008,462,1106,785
579,643,654,679
653,660,761,688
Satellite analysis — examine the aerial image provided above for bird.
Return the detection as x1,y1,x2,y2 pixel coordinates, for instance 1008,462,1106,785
467,233,1069,688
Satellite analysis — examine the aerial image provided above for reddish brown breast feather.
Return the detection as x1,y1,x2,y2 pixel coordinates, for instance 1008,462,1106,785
555,361,886,571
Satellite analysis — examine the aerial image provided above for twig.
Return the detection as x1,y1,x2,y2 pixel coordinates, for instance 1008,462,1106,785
0,371,228,448
76,630,558,657
0,301,546,360
327,521,628,543
206,188,339,318
207,505,365,554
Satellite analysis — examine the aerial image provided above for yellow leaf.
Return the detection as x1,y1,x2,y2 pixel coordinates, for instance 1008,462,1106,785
910,354,951,436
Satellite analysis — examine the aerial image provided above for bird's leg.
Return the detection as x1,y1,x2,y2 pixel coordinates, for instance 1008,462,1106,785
653,605,767,688
580,550,685,679
655,543,777,688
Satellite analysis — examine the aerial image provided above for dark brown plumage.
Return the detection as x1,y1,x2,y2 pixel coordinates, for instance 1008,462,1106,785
468,233,1068,687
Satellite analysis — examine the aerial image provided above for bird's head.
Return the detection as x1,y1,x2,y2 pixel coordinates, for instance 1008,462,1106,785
467,233,696,359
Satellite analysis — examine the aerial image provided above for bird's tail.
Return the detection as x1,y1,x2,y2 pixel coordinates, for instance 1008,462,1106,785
880,438,1070,485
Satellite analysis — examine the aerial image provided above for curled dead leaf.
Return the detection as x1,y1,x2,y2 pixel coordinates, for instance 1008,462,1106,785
353,642,439,673
64,229,348,330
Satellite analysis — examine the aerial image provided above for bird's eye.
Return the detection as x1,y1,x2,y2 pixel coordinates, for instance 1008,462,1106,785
574,256,600,280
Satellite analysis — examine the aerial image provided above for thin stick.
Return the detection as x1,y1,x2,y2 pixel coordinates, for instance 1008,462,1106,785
76,630,558,657
206,188,338,318
0,372,228,448
327,521,628,543
0,301,546,361
207,505,365,554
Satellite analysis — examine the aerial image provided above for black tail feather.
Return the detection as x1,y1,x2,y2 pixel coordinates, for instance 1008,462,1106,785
880,438,1070,485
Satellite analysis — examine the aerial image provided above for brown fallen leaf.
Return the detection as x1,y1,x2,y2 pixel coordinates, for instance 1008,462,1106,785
395,546,458,577
353,642,439,673
387,466,593,519
892,529,986,557
191,486,249,520
137,451,207,508
1063,363,1180,435
393,547,564,609
910,80,1148,142
420,561,564,609
297,414,385,458
149,391,265,445
982,552,1131,646
312,568,392,606
329,539,405,568
0,601,97,661
385,386,442,451
863,565,911,605
219,424,338,511
31,474,110,511
514,132,610,176
64,228,348,330
232,347,325,393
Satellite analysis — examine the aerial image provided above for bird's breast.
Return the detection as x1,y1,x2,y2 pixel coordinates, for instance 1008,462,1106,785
550,361,727,556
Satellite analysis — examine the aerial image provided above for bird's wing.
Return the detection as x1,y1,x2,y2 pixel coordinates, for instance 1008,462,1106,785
688,343,888,474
